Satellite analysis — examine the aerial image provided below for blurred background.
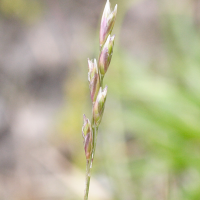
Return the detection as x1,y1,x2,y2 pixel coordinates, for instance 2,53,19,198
0,0,200,199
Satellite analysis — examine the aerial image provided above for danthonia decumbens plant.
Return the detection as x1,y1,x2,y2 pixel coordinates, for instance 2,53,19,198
82,0,117,200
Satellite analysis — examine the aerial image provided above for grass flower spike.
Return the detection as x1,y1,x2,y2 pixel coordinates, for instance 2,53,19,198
100,0,117,48
88,59,100,103
99,35,115,76
82,115,93,160
93,86,107,126
82,1,117,199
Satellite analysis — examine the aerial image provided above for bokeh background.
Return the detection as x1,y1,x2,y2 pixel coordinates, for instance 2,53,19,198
1,0,200,199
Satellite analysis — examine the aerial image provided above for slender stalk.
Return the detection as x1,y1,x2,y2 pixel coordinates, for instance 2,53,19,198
84,160,91,200
100,75,104,88
92,126,99,161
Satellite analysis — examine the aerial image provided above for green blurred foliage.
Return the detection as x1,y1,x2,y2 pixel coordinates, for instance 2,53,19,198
57,0,200,199
0,0,42,22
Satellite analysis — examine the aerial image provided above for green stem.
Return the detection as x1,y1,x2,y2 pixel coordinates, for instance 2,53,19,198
100,75,104,88
92,126,99,161
84,160,91,200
